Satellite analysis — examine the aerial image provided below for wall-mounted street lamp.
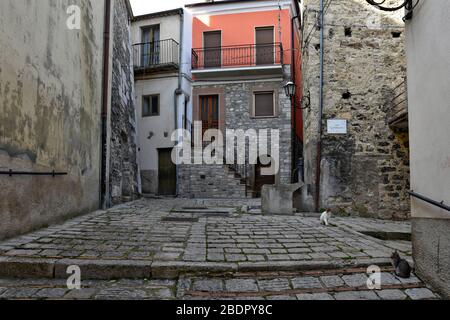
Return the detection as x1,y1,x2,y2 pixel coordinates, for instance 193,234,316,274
284,81,310,110
366,0,417,20
284,81,296,98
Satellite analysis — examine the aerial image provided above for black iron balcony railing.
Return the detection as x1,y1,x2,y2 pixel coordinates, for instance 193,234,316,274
192,43,283,70
133,39,179,70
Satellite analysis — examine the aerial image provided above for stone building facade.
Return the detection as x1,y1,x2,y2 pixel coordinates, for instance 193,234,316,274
108,0,140,205
178,80,293,198
300,0,410,219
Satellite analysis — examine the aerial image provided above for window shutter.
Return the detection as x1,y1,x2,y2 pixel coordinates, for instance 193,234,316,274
254,92,274,117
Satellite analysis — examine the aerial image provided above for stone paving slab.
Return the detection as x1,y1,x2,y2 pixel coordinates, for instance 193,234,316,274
0,199,414,280
0,268,438,300
332,217,411,234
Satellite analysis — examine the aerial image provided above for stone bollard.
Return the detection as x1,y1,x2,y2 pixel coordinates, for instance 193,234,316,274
261,183,304,215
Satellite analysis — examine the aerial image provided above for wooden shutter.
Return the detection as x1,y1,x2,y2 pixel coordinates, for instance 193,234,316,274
255,27,274,65
204,31,221,68
254,92,274,117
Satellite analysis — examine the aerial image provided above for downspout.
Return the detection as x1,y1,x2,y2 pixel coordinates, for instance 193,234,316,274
100,0,112,209
174,9,185,196
291,14,300,183
315,0,325,212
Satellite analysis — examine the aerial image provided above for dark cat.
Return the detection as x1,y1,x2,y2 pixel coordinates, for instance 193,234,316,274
391,251,412,279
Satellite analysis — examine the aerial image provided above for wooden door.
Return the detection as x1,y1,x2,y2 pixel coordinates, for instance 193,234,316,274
200,95,219,137
254,157,276,198
255,27,274,65
158,148,176,196
204,31,221,68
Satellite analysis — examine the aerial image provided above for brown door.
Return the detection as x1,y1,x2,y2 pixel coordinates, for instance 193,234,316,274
254,157,276,198
204,31,221,68
200,95,219,137
158,148,176,196
255,27,274,65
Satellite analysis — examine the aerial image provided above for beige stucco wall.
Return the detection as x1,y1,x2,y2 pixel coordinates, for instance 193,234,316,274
131,14,181,46
406,0,450,220
0,0,105,240
131,12,186,194
135,76,179,172
406,0,450,298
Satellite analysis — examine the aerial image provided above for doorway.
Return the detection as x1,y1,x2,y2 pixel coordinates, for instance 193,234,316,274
158,148,176,196
255,27,274,65
142,25,160,66
254,156,276,198
200,95,219,137
203,31,221,68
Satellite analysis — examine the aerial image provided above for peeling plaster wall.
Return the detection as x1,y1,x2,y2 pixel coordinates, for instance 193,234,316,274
0,0,105,240
301,0,409,219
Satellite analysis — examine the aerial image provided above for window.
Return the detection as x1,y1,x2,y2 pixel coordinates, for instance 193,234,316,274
203,31,221,68
143,95,159,117
255,27,274,65
141,25,160,66
254,91,275,117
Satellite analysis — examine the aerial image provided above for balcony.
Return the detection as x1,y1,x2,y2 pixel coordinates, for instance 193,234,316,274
133,39,179,75
192,43,284,79
388,78,408,130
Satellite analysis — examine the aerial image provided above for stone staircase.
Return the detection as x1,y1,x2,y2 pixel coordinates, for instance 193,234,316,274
178,161,256,199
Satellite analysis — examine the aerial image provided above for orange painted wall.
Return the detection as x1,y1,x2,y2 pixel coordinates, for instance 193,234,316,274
193,10,292,65
293,26,303,141
192,9,303,142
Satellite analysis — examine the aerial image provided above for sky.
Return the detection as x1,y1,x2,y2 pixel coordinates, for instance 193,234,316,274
130,0,198,16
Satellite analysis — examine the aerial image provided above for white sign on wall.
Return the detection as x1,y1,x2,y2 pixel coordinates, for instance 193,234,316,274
327,119,348,134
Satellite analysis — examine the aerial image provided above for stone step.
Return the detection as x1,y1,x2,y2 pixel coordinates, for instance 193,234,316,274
0,256,395,280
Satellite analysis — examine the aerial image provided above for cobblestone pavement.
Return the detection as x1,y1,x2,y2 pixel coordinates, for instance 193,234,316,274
0,268,439,300
0,199,412,268
0,198,440,300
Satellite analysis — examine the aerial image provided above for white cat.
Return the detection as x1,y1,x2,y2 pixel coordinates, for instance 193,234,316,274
320,209,332,226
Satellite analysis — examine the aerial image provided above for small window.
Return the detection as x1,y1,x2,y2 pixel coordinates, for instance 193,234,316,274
344,27,352,37
254,91,275,117
143,95,159,117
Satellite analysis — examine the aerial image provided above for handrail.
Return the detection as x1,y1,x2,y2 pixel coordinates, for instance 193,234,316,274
192,42,283,50
0,170,68,177
409,190,450,212
133,39,180,46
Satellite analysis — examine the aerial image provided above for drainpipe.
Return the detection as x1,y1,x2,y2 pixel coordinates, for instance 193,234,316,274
291,14,300,183
100,0,111,209
315,0,325,212
174,9,185,196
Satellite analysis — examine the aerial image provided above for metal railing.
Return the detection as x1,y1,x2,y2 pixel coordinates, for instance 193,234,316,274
192,43,283,70
0,170,67,177
409,191,450,212
133,39,179,69
388,77,408,127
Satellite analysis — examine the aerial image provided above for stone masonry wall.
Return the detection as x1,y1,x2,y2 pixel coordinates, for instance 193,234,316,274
109,0,139,205
178,163,247,199
301,0,410,219
179,80,292,198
